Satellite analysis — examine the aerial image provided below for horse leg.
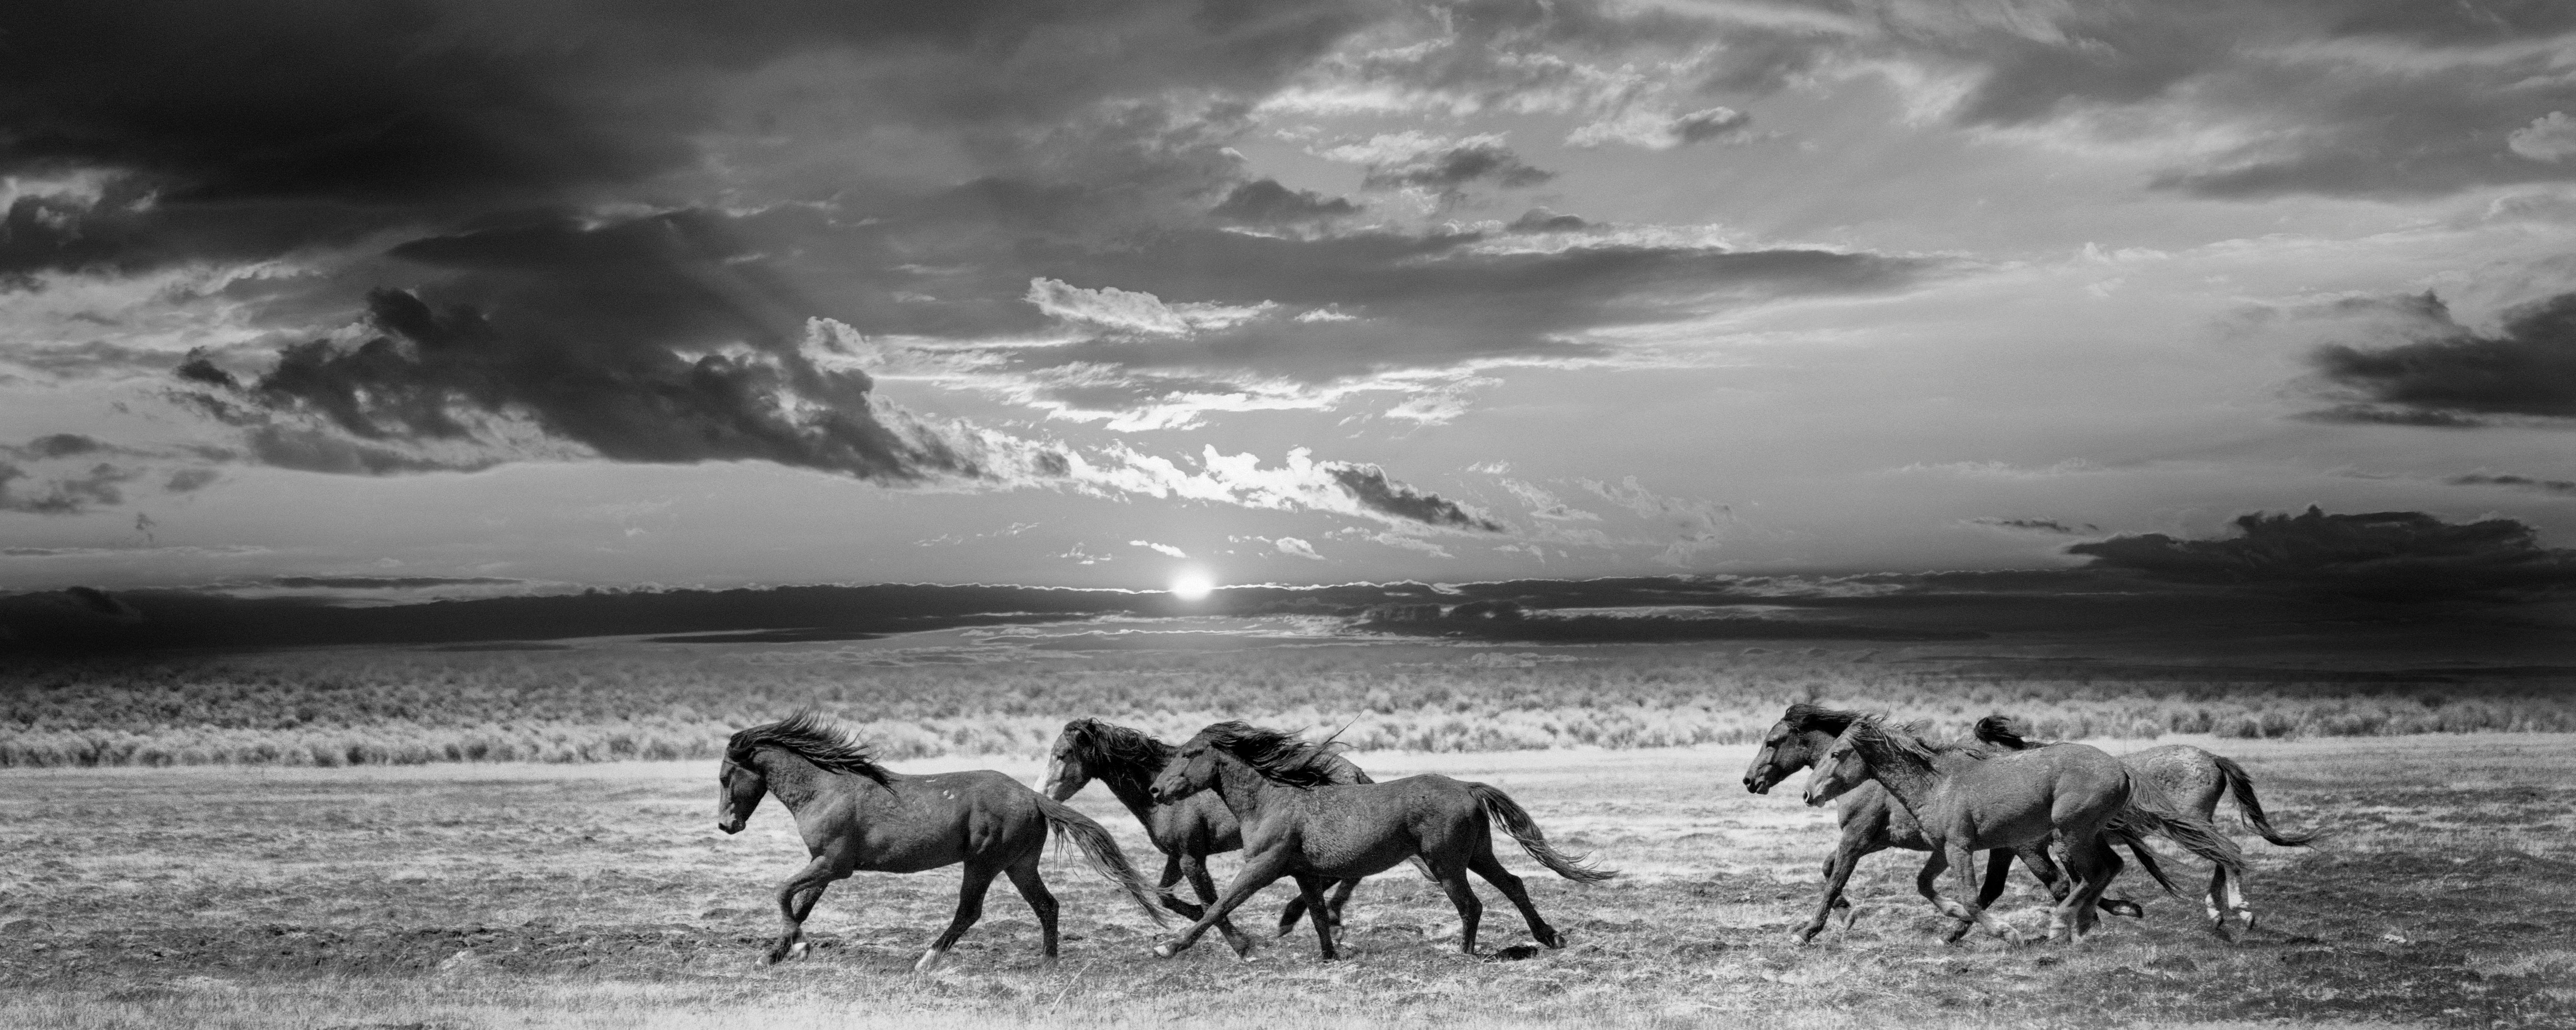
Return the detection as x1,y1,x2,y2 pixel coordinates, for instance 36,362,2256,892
1924,846,2021,945
1002,852,1059,965
2058,836,2120,943
916,860,1001,974
1801,830,1874,942
1155,850,1289,959
1154,852,1204,920
1325,877,1362,935
1181,851,1258,960
1430,863,1484,957
1291,874,1340,960
766,854,843,964
2225,865,2255,935
1982,847,2025,909
1468,848,1563,948
2204,863,2235,941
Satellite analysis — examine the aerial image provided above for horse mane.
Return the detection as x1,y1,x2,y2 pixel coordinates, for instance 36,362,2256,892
1200,720,1347,789
729,710,893,786
1972,714,2054,751
1845,716,1946,770
1064,718,1176,788
1781,702,1871,736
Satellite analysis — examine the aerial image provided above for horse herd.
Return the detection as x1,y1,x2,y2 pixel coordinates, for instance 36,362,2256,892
714,705,2316,972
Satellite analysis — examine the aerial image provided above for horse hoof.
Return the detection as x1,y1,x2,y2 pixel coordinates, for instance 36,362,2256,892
2106,899,2146,919
1539,930,1567,949
1153,942,1179,959
914,948,948,974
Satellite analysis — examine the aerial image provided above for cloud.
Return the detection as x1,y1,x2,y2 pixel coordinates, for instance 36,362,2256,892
1579,476,1728,564
1209,180,1360,225
270,576,523,590
2448,472,2576,497
1025,278,1274,336
2310,289,2576,422
0,461,136,514
1273,536,1326,561
2068,506,2576,602
1972,517,2098,535
1566,107,1751,150
1129,540,1188,559
1324,463,1504,531
2510,112,2576,162
1328,133,1553,194
163,468,220,493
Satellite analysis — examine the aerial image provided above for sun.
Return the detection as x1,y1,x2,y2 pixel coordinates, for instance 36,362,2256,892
1169,570,1216,601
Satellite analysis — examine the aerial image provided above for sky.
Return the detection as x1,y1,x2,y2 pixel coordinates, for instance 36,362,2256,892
7,0,2576,603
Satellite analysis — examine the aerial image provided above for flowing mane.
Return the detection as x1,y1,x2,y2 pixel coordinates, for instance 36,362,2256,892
1781,702,1870,737
729,710,893,786
1972,714,2052,751
1844,715,1947,770
1201,720,1347,789
1063,718,1176,789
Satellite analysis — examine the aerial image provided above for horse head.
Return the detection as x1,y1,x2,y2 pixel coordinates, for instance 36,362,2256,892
1148,729,1220,804
1042,719,1096,802
1802,722,1876,807
716,753,766,834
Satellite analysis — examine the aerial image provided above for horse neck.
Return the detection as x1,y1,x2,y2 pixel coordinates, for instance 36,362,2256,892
1787,730,1838,772
1852,734,1942,811
1088,752,1169,822
752,748,832,815
1205,751,1290,821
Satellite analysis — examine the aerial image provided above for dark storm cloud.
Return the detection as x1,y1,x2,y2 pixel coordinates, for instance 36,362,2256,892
1323,463,1506,532
163,468,220,493
2449,472,2576,497
2067,506,2576,602
1359,140,1554,193
1507,209,1590,233
1669,107,1754,145
178,214,975,481
2310,290,2576,422
1209,180,1360,225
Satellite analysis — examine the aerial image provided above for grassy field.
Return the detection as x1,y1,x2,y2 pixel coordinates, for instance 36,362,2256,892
6,639,2574,768
1,734,2570,1029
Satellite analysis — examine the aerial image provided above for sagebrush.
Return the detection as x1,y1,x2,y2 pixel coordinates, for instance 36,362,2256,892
3,644,2569,767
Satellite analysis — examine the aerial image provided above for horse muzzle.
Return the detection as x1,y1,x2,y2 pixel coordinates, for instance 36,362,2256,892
717,816,746,835
1743,772,1775,795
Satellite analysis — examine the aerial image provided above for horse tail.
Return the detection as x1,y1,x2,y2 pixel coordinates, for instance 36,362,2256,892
2115,771,2245,887
1466,783,1616,884
2104,820,2181,898
1034,796,1171,926
2213,755,2321,847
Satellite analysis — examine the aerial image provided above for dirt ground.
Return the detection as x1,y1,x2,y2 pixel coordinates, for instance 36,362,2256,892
2,735,2570,1029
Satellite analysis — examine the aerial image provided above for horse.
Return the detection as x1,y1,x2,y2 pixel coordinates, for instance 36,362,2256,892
1740,704,2148,942
1042,717,1370,959
1803,715,2246,944
716,711,1167,973
1144,721,1614,960
1973,716,2320,937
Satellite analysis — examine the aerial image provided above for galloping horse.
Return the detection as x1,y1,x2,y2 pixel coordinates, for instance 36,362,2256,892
717,712,1166,972
1043,718,1368,959
1805,715,2245,944
1742,704,2148,942
1975,716,2321,937
1146,721,1613,961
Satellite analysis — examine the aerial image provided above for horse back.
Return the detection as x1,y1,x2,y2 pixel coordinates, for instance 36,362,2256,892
2119,744,2224,819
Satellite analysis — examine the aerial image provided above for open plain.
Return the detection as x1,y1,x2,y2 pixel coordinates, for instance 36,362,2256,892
3,734,2570,1029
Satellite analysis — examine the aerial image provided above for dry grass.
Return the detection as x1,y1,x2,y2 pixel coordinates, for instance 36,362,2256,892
1,735,2570,1028
5,642,2572,768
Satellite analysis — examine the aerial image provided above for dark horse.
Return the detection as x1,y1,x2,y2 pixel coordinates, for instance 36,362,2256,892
1805,715,2245,944
1742,704,2149,942
1146,721,1614,960
1043,718,1367,959
717,712,1166,972
1975,716,2320,937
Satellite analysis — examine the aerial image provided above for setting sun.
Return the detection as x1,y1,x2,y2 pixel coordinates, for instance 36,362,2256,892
1168,570,1215,601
